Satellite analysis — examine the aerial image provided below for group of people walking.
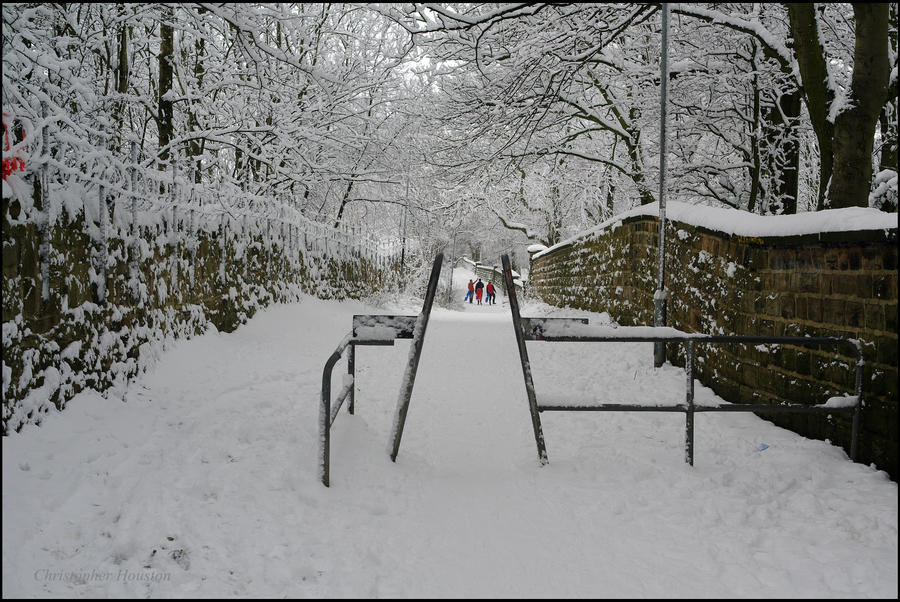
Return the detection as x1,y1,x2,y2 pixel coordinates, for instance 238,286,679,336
464,278,496,306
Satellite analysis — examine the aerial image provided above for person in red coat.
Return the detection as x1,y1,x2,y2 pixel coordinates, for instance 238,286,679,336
486,281,496,305
465,279,474,303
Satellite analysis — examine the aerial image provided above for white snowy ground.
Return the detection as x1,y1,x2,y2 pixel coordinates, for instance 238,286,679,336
3,265,897,598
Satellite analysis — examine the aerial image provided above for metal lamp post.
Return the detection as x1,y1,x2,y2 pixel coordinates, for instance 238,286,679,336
653,2,670,368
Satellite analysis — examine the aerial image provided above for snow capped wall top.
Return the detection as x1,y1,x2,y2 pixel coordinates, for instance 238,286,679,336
533,201,898,259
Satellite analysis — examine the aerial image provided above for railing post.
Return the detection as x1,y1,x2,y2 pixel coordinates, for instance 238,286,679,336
653,291,668,367
348,343,356,415
685,340,695,466
851,341,863,462
320,358,333,487
502,254,549,465
390,253,444,462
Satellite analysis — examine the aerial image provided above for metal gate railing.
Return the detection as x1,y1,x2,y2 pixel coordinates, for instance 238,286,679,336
500,254,862,467
319,253,443,486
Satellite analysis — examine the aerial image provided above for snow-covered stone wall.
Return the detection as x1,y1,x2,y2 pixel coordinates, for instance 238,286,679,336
528,206,898,480
2,193,398,435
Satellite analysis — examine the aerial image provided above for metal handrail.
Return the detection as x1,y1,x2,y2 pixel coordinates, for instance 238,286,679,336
318,253,444,487
389,252,444,462
320,334,353,488
500,254,863,467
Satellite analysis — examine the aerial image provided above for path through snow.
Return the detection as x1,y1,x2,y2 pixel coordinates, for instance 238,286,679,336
3,265,897,597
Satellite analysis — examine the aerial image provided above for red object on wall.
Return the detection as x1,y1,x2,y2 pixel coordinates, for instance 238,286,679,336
2,114,27,181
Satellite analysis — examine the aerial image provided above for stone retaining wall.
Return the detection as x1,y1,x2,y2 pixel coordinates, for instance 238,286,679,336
2,197,397,434
528,214,898,479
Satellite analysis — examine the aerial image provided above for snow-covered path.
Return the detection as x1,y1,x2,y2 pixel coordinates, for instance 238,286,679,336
3,266,897,598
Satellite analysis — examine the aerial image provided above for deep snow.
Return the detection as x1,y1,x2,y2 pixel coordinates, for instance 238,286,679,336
2,264,897,598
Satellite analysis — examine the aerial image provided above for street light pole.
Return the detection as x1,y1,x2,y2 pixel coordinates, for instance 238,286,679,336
653,2,670,368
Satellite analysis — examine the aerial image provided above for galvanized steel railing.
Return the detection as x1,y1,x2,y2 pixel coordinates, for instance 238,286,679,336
500,254,862,467
319,253,443,486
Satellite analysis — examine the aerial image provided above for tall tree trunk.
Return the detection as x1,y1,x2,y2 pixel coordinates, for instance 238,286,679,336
187,7,206,184
880,2,899,200
746,57,761,214
627,107,655,206
234,146,243,181
157,6,174,167
333,180,355,228
828,4,890,209
786,3,834,211
749,37,801,215
113,3,129,154
879,108,899,170
760,88,802,214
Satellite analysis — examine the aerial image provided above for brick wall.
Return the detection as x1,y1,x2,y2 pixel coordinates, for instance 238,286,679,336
528,215,898,480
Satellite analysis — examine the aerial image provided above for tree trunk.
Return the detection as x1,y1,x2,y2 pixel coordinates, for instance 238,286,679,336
879,106,898,191
157,6,174,167
627,108,655,206
760,88,802,214
113,3,129,154
747,57,761,214
786,3,834,211
187,7,206,184
880,2,899,192
828,4,890,209
333,180,355,228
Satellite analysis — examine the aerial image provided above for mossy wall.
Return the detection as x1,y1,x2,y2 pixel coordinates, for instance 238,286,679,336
2,195,397,434
528,215,898,480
